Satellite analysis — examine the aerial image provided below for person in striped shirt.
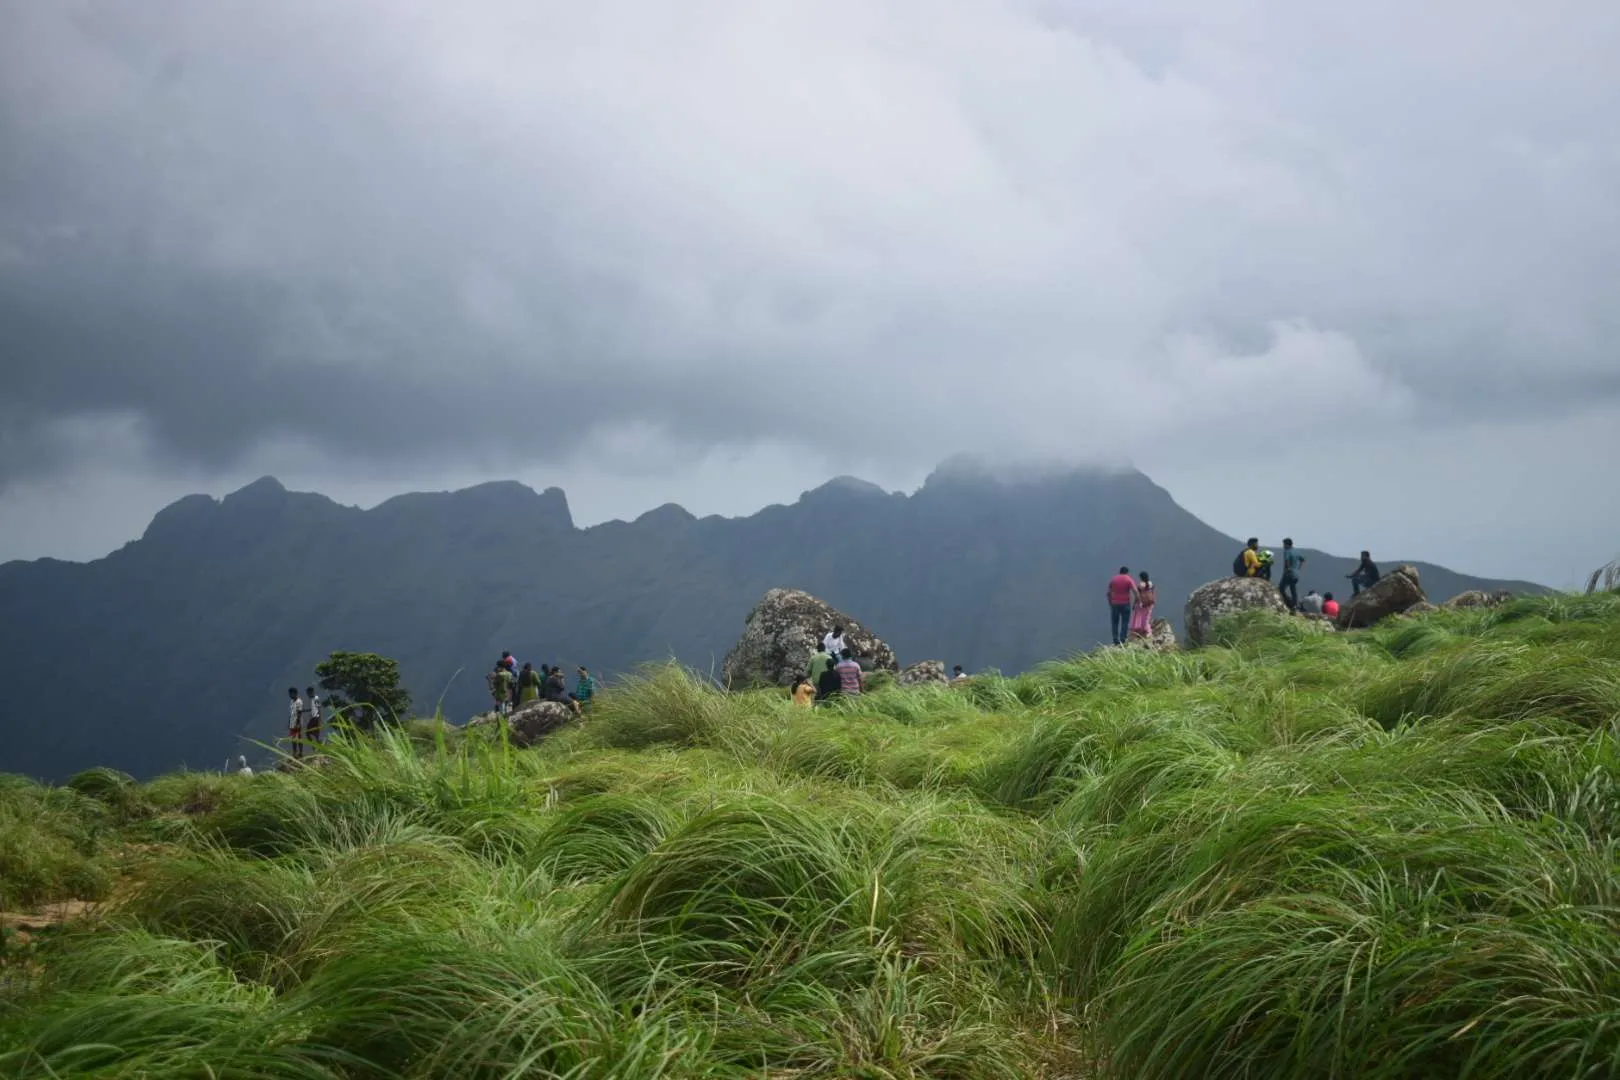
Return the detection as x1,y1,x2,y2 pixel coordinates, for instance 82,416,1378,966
834,649,864,696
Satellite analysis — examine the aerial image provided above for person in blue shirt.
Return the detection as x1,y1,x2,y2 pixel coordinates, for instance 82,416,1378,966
1279,538,1306,610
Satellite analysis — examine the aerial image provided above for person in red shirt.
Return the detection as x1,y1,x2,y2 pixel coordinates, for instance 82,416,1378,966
1107,566,1138,645
1322,592,1341,618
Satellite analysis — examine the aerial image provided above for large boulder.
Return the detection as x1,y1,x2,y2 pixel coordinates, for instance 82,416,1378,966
1443,589,1512,610
899,660,949,686
1336,565,1426,629
1129,618,1180,652
721,588,898,688
466,701,576,747
1184,577,1289,647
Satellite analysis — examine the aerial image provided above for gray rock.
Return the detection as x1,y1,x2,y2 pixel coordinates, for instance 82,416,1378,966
1442,589,1512,610
464,700,576,748
1337,565,1426,629
1184,577,1290,647
1129,617,1180,651
721,588,898,689
899,660,948,685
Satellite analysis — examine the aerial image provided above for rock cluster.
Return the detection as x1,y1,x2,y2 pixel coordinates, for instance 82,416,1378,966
466,700,576,748
1129,618,1180,651
899,660,949,685
1442,589,1513,610
721,589,897,688
1336,565,1426,629
1183,577,1289,647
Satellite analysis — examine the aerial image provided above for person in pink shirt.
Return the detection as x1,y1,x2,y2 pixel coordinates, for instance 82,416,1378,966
1107,566,1138,645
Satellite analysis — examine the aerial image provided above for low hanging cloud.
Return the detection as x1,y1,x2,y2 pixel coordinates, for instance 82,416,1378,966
2,0,1618,496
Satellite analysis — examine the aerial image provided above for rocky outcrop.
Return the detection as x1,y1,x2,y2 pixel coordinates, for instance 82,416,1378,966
721,588,898,689
899,660,948,686
1130,618,1179,651
1184,577,1289,647
1443,589,1512,610
1299,614,1338,633
1336,565,1425,629
466,700,576,748
1404,601,1440,616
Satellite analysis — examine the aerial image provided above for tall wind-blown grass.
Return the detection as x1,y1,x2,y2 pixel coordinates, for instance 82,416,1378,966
5,594,1620,1077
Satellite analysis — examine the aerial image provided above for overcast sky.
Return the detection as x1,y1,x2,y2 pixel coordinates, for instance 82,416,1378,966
2,1,1617,586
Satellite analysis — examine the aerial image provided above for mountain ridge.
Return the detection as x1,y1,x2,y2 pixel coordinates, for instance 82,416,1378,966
0,462,1541,780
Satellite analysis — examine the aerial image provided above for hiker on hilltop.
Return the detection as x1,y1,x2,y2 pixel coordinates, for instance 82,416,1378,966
835,648,864,696
1107,565,1137,645
1129,570,1157,640
1298,589,1324,616
287,687,306,761
575,666,598,710
1235,538,1262,578
1348,552,1380,596
808,641,834,692
544,664,583,716
489,663,514,716
305,686,323,745
823,626,848,658
1279,539,1306,610
815,656,842,702
1322,592,1341,618
517,662,542,704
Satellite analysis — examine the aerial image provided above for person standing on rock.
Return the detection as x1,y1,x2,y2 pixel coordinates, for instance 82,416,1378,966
1107,566,1137,645
287,687,306,761
835,648,864,696
517,662,542,705
823,626,848,658
1129,570,1156,640
1279,539,1306,610
1348,552,1380,596
490,663,514,716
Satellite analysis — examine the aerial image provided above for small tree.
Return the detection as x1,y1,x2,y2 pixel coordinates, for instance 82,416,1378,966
315,651,411,728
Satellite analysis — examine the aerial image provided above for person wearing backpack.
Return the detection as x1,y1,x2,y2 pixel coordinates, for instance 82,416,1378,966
1129,571,1157,640
1235,538,1262,578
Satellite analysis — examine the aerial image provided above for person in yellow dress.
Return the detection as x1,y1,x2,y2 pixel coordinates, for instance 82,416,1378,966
790,677,816,707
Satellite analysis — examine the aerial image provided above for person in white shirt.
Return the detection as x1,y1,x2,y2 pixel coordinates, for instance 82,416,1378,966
287,686,306,761
823,626,848,658
305,686,322,744
952,665,969,681
1297,590,1325,616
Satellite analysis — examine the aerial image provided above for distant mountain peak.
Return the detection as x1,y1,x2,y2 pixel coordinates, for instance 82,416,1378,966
221,475,288,503
636,502,697,526
800,475,892,503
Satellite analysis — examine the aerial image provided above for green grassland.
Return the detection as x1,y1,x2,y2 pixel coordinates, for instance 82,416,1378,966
3,592,1619,1078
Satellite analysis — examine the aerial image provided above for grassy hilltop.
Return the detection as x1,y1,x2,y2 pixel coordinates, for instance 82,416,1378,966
3,592,1620,1078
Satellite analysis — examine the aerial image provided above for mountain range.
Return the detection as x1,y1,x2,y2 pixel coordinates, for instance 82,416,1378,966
0,460,1540,780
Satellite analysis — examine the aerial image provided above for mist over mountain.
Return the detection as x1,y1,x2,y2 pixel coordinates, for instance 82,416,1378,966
0,462,1537,780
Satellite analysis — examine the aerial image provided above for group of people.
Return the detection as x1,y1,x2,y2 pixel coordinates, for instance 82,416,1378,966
1105,567,1158,645
488,651,597,717
285,686,323,760
788,626,973,704
1235,538,1382,616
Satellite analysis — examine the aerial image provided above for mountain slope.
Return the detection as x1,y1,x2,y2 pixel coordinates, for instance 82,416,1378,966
0,463,1539,779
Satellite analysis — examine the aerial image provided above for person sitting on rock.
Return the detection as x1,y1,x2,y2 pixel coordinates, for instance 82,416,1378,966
1348,552,1380,596
517,662,542,704
543,665,582,716
952,665,968,681
791,676,816,707
575,666,598,710
1235,538,1262,578
835,648,864,696
1298,589,1325,616
1322,592,1341,618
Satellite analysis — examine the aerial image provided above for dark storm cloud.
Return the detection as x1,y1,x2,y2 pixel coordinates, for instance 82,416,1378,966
2,0,1619,490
